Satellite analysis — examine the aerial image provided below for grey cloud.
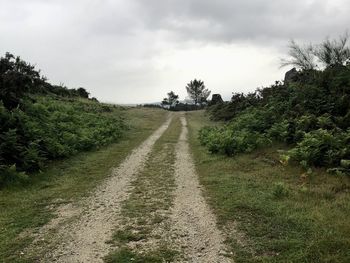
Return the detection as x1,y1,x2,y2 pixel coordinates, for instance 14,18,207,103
0,0,349,103
132,0,349,43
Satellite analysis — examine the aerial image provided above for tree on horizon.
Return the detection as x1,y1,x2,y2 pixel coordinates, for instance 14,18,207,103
186,79,211,105
161,91,179,107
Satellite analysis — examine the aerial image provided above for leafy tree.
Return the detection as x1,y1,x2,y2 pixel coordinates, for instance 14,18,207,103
77,87,90,98
0,52,43,109
186,79,211,105
0,53,96,104
167,91,179,106
161,98,169,107
161,91,179,108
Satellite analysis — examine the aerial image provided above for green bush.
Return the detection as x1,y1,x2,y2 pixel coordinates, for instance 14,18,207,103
287,129,350,167
202,58,350,173
0,165,28,186
199,121,271,156
0,53,128,187
0,97,127,187
267,120,289,142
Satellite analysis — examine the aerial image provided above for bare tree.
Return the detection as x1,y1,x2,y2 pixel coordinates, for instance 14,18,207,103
280,40,317,70
315,33,350,67
281,33,350,70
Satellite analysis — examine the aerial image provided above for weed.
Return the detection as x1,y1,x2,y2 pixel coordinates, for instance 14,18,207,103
272,182,289,199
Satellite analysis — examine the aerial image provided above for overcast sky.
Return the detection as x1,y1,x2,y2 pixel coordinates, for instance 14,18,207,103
1,0,349,103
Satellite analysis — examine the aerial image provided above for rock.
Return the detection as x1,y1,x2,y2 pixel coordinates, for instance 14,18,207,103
284,68,298,84
209,94,223,106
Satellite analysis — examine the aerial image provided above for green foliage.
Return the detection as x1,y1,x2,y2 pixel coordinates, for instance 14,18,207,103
186,79,211,105
341,159,350,168
201,36,350,174
288,129,350,167
0,52,97,111
188,110,350,262
199,111,271,156
0,52,43,109
0,165,28,186
77,87,89,98
0,97,126,187
267,120,289,142
0,53,128,187
162,91,179,108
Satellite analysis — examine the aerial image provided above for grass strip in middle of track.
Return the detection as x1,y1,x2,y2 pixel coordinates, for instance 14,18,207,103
105,114,182,263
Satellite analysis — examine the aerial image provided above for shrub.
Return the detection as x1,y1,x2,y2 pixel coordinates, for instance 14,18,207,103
0,165,28,186
0,53,128,187
203,38,350,173
267,120,289,142
0,97,127,187
287,129,350,167
199,125,270,156
198,126,223,153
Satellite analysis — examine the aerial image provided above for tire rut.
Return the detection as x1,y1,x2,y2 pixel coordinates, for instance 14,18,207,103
170,114,231,263
43,114,173,262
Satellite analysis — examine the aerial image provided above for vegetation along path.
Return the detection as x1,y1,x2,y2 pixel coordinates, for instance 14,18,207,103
32,112,230,262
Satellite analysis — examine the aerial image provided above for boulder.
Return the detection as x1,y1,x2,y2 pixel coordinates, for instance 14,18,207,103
210,94,223,105
284,68,298,84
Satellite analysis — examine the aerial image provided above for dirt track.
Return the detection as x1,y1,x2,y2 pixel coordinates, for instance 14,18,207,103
37,113,230,262
44,115,173,262
170,115,230,262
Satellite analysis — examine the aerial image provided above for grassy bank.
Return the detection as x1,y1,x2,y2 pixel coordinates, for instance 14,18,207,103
0,108,167,262
187,110,350,263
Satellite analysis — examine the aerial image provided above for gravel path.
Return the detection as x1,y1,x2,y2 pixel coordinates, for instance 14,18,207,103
44,114,173,262
170,114,231,263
